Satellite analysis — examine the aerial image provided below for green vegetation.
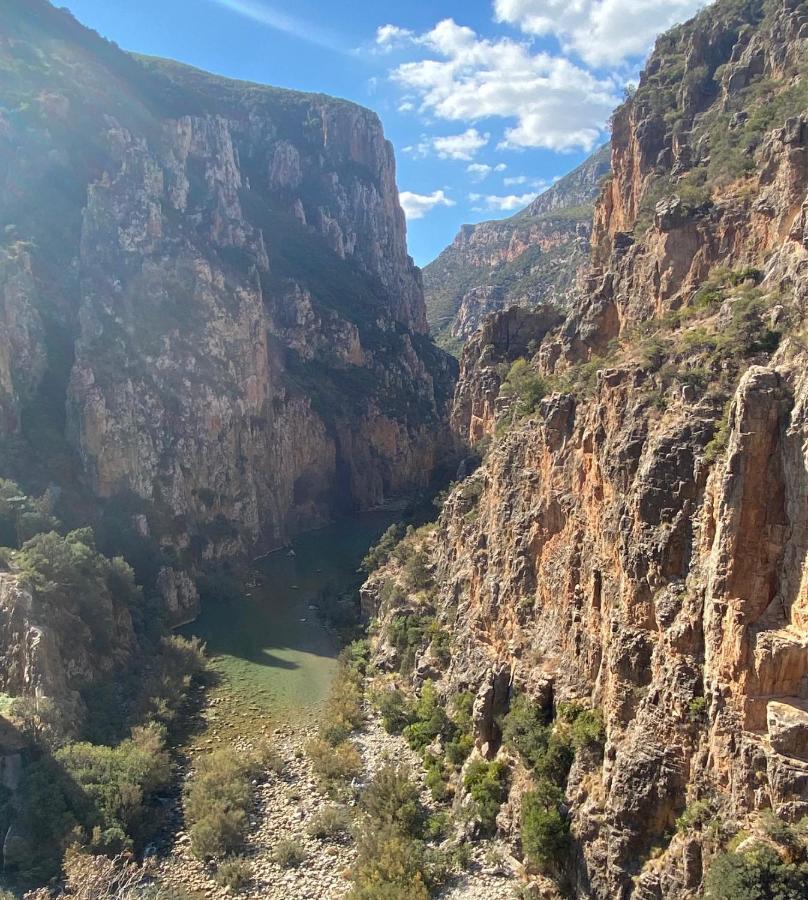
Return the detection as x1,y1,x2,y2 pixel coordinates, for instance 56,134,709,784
463,759,508,832
501,695,605,872
376,687,414,735
676,798,715,832
272,837,307,869
307,641,368,789
0,487,210,885
706,843,808,900
214,856,252,891
349,761,466,899
7,722,175,882
521,782,570,872
307,805,353,840
0,479,58,549
500,359,549,419
184,747,260,860
362,524,407,573
403,682,449,752
388,612,432,674
491,265,784,458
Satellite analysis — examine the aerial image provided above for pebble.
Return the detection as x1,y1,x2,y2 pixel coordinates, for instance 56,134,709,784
153,698,523,899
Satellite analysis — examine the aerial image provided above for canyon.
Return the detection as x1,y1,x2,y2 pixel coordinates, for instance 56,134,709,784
0,0,807,897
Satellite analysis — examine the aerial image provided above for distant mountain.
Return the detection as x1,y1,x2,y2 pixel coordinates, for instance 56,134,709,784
424,143,610,354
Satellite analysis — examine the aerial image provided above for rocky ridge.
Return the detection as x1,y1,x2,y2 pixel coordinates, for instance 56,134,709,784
363,0,808,897
0,0,455,625
424,145,609,354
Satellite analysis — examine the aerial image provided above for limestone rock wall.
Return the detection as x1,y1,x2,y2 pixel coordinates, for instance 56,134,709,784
0,1,456,614
367,1,808,896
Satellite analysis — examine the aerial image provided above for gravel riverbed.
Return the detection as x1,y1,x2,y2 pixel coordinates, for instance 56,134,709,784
154,697,524,899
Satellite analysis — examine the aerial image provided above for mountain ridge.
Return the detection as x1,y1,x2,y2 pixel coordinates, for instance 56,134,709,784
423,143,610,353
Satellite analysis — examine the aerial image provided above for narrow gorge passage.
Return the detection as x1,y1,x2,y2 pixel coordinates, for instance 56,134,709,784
182,511,399,732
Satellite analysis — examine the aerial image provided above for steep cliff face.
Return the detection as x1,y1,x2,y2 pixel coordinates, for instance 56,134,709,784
365,0,808,896
423,145,609,354
0,1,455,618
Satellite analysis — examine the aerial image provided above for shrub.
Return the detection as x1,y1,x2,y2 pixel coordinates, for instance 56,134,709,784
705,400,733,464
214,856,252,891
388,612,431,674
0,479,59,549
500,359,549,418
272,837,306,868
424,754,450,802
535,731,574,787
521,781,569,872
463,759,508,832
403,682,449,752
705,845,808,900
424,811,452,841
688,697,709,723
318,650,364,745
501,694,550,769
361,524,406,573
10,694,79,749
254,742,285,776
362,762,424,837
676,798,713,832
307,737,362,785
184,748,253,859
307,805,353,839
429,626,452,666
403,551,433,591
445,731,474,767
348,824,430,900
55,723,171,852
376,688,413,734
445,693,474,768
60,849,148,900
188,808,247,861
568,708,606,752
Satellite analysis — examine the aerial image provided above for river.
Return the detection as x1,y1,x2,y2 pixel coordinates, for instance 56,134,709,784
180,511,397,730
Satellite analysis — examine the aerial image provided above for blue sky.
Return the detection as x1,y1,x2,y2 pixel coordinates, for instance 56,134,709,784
61,0,709,266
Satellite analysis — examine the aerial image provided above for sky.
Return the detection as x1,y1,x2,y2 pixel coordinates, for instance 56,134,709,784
60,0,710,266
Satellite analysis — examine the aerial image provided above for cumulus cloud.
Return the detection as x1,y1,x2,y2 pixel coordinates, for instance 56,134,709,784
467,162,507,181
494,0,710,67
389,19,620,151
433,128,490,160
399,190,456,220
403,130,494,161
469,191,540,211
374,23,414,51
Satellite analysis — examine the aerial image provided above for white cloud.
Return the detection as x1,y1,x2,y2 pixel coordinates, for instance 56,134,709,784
402,137,431,159
433,128,489,160
375,24,414,51
399,190,456,220
208,0,341,51
389,19,620,151
469,192,539,211
467,162,507,181
503,175,548,188
494,0,710,67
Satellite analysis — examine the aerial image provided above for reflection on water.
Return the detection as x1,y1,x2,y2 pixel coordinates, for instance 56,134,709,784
181,511,396,720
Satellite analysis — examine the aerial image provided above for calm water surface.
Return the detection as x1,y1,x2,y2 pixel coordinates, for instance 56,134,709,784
182,511,397,722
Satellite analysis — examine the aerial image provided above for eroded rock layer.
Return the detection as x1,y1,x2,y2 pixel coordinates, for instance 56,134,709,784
365,0,808,896
0,1,455,620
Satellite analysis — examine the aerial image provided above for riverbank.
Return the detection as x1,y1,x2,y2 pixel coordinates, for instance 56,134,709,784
154,699,523,900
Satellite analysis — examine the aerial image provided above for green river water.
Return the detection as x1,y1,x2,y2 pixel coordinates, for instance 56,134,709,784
181,511,396,728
